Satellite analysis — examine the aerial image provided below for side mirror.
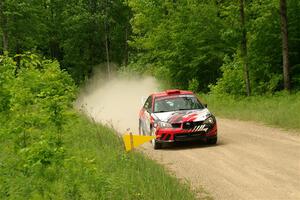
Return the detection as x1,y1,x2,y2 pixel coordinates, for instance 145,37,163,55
204,103,208,108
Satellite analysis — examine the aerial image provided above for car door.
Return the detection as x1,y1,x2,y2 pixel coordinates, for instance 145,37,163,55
141,95,153,135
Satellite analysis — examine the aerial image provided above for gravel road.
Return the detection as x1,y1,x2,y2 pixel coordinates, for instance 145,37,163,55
142,118,300,200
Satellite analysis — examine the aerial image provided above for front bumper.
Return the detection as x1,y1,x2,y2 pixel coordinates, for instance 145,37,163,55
155,123,217,143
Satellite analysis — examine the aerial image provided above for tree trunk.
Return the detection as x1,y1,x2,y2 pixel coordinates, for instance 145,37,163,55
215,0,221,18
104,0,110,79
105,22,111,79
49,2,60,59
105,33,110,79
124,22,129,67
280,0,291,91
0,0,8,52
2,27,8,51
240,0,251,96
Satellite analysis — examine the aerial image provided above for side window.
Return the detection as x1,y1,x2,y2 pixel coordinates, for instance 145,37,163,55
143,96,152,112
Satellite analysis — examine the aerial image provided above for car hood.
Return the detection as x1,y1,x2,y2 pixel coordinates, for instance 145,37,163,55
152,109,211,123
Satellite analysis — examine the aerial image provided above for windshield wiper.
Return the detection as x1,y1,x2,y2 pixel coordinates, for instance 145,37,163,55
155,110,169,113
178,108,191,110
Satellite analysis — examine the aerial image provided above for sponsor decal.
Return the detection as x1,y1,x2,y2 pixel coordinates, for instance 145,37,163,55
191,125,208,132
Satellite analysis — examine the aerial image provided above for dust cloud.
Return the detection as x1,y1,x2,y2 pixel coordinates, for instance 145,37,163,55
75,73,159,134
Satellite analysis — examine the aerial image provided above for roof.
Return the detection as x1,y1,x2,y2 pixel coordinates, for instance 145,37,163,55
152,89,194,98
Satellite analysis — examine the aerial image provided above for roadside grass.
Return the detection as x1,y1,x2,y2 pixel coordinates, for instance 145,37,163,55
200,92,300,132
63,113,197,200
1,112,198,200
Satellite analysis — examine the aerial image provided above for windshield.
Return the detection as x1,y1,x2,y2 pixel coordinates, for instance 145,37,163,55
154,95,204,113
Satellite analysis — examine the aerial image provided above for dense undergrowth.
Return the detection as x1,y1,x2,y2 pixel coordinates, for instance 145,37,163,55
0,54,196,199
201,92,300,132
1,114,196,199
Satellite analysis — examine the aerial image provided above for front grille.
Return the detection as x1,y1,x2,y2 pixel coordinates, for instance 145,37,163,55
171,123,181,128
159,134,171,141
174,131,205,141
165,134,171,140
183,121,203,130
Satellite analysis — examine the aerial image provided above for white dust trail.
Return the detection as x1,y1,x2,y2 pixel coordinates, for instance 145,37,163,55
76,74,158,134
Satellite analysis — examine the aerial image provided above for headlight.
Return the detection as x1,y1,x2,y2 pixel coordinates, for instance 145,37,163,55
157,121,172,128
204,116,215,125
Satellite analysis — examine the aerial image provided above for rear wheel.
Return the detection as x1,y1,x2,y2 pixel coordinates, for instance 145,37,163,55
207,137,217,145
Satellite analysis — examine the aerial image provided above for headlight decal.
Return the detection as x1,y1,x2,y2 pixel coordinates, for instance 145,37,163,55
158,121,172,128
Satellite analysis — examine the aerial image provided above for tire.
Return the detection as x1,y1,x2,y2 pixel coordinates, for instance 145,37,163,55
152,139,162,150
150,127,162,149
207,137,217,145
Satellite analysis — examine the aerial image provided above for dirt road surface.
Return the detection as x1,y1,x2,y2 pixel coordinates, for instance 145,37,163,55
142,118,300,200
77,76,300,200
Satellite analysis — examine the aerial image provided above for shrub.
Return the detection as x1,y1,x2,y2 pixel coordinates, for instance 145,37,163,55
209,55,245,96
0,53,77,198
188,78,199,92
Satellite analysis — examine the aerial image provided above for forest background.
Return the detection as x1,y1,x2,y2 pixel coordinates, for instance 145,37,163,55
0,0,299,198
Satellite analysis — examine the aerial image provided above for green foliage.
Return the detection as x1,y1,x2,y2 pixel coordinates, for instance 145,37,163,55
188,78,199,93
209,55,245,96
209,0,300,95
7,53,76,153
0,0,45,51
0,53,76,197
128,0,300,94
0,54,15,112
246,0,283,94
0,0,131,83
210,51,282,95
1,0,300,92
128,0,229,91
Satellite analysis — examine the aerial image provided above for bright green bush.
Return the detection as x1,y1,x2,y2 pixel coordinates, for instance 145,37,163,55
188,78,199,93
0,55,15,112
0,53,77,198
209,55,245,96
210,53,283,96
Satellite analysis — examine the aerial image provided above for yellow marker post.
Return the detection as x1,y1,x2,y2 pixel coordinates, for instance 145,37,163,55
129,132,134,150
123,133,155,151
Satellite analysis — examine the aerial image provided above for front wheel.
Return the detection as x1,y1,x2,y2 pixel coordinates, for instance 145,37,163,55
152,139,162,150
207,137,217,145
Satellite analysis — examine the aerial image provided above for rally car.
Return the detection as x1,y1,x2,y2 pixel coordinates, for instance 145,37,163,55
139,89,217,149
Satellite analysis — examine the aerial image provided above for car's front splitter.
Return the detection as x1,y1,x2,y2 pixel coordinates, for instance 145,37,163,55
155,124,217,143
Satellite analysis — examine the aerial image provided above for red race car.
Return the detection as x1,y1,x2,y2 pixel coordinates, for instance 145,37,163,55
139,89,217,149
